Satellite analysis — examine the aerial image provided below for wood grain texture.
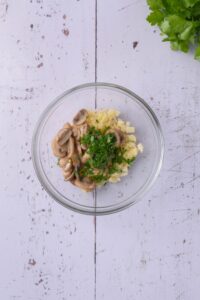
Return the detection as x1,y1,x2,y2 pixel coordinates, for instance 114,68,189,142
1,0,200,300
96,1,200,300
0,1,95,299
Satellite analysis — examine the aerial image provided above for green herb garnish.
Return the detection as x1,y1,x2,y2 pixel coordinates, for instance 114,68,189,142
79,127,135,184
146,0,200,60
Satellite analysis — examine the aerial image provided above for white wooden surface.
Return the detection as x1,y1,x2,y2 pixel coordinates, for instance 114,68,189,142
0,1,200,299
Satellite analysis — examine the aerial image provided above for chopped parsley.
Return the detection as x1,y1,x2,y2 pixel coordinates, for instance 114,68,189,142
79,127,135,184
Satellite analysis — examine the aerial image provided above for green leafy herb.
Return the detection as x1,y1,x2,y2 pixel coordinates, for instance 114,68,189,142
146,0,200,60
79,127,135,184
124,157,136,165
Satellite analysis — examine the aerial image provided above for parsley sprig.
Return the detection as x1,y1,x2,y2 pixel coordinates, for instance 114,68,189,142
146,0,200,60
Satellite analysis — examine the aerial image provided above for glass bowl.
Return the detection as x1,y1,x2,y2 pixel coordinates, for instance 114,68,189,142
32,83,164,215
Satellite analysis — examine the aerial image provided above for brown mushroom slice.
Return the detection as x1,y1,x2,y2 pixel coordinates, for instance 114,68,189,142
116,129,125,144
63,122,71,129
79,123,89,137
72,126,82,141
60,142,69,152
71,153,81,168
67,137,75,158
51,138,66,158
59,156,70,168
63,169,74,181
81,152,90,164
72,123,88,141
74,168,80,180
82,177,93,184
73,178,95,192
64,160,73,172
73,109,88,125
72,126,79,139
76,141,83,156
57,128,72,146
81,144,87,151
107,129,124,147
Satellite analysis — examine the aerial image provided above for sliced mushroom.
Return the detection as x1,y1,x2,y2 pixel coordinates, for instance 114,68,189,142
79,123,89,137
74,168,80,180
73,109,88,125
64,160,73,172
82,177,93,184
67,137,75,158
81,144,87,151
81,152,90,164
56,128,72,146
107,129,124,147
114,129,125,146
59,156,70,168
71,153,81,168
76,140,83,156
51,138,66,158
63,169,74,181
115,129,125,145
60,142,69,152
73,178,95,192
72,126,82,141
63,122,71,129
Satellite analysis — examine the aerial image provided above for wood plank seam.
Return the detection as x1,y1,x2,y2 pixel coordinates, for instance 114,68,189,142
94,0,98,299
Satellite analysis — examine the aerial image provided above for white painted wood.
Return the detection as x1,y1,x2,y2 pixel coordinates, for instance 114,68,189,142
1,0,200,299
0,1,95,299
96,1,200,300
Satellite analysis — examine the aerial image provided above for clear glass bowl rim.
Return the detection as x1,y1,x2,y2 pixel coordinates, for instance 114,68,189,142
32,82,164,216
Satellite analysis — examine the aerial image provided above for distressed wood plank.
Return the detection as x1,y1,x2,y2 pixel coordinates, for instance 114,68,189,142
96,1,200,300
0,1,95,299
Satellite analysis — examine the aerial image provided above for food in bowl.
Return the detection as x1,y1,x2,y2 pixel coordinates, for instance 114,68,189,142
51,109,143,192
